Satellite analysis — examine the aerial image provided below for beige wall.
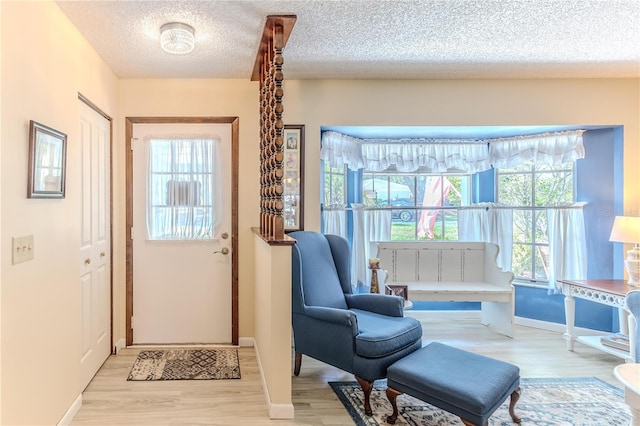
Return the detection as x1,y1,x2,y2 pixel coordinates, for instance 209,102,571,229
115,79,260,345
0,1,118,424
283,79,640,229
252,235,292,418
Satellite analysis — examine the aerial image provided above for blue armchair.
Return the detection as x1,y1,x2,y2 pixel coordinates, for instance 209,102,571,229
626,290,640,361
290,231,423,415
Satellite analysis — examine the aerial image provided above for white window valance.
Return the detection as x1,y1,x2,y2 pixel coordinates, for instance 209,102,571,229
321,131,490,173
321,129,585,173
489,130,586,169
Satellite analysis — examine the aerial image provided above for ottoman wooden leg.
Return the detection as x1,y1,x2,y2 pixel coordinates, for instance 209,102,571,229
461,420,487,426
355,376,374,416
386,387,403,424
509,387,522,424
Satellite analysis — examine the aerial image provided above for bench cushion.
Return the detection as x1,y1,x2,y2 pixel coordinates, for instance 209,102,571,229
350,309,423,358
387,342,520,425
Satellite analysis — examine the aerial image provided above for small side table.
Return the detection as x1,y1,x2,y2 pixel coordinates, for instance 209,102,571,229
560,279,636,363
614,363,640,426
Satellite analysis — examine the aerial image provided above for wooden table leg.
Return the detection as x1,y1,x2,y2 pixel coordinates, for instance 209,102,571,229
563,291,576,351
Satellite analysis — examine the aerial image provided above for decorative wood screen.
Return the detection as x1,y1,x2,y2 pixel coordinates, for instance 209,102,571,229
252,15,297,241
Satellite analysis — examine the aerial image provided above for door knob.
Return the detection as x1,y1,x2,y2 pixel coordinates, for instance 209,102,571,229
214,247,230,255
85,258,91,265
221,232,229,239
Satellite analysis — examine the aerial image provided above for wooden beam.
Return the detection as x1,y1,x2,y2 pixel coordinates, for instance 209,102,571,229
250,15,297,81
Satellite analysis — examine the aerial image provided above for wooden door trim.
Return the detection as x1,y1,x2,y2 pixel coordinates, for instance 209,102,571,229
125,117,240,346
78,93,115,354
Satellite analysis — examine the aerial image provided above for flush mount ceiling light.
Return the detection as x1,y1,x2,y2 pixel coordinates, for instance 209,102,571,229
160,22,195,55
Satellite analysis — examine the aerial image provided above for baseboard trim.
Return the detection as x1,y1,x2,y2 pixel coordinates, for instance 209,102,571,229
406,310,600,337
57,394,82,426
405,310,481,320
253,340,295,419
238,337,254,347
268,403,295,419
114,338,126,354
514,316,605,336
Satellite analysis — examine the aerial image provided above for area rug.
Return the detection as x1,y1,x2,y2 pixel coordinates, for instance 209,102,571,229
330,377,630,425
127,348,240,381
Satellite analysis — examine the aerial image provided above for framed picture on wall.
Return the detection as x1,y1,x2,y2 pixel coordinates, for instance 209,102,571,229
27,120,67,199
283,124,304,231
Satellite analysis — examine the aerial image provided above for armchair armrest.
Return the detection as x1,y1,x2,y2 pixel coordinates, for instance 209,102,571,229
304,306,359,334
345,293,404,317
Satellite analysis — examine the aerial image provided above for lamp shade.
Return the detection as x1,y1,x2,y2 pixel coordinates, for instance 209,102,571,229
609,216,640,243
160,22,195,55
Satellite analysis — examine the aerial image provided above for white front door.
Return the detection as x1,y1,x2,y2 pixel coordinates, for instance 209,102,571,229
79,101,111,389
132,123,232,344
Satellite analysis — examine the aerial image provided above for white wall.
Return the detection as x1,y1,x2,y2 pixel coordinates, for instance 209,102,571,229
0,2,118,424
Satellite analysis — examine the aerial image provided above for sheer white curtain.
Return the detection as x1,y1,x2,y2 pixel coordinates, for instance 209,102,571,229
546,204,587,294
322,207,347,239
351,204,392,290
458,203,513,271
489,130,585,168
145,136,222,240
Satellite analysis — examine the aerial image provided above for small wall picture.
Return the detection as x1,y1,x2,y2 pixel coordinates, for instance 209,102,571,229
285,152,298,169
286,132,298,150
283,124,305,231
27,120,67,199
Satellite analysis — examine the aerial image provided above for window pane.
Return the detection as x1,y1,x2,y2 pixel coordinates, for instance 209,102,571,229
324,164,345,206
535,210,548,243
512,209,532,243
418,209,440,240
498,173,532,206
535,171,573,206
535,245,549,280
445,176,463,207
391,176,416,201
442,210,459,240
391,222,416,241
512,243,533,279
422,176,443,207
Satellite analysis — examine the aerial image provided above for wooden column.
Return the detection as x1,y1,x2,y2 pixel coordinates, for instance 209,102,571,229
252,15,296,241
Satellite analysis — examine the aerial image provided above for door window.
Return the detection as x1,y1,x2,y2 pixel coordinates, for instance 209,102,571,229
146,137,221,240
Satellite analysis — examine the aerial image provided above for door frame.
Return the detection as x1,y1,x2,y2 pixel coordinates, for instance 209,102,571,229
125,117,239,346
78,93,114,354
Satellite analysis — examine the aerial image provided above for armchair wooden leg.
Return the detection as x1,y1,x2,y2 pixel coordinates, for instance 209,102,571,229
294,352,302,376
355,376,374,416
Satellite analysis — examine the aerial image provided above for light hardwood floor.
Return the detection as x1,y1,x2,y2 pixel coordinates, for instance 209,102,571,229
71,317,626,425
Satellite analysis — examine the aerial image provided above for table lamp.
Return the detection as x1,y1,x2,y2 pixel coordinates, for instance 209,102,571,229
609,216,640,286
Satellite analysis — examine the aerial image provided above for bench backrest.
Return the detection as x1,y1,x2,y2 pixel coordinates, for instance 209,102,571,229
375,241,504,283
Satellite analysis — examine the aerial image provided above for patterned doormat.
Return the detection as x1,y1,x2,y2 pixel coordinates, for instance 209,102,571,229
330,377,630,425
127,348,241,381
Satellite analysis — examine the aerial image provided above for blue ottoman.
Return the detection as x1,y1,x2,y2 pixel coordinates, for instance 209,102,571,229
386,342,521,426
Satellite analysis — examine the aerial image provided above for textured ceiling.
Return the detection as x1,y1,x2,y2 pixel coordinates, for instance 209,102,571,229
56,0,640,80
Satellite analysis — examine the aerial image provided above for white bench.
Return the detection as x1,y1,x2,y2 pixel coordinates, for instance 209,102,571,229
375,241,515,337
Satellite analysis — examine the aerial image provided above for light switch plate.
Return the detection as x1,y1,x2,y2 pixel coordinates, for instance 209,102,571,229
12,235,34,264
